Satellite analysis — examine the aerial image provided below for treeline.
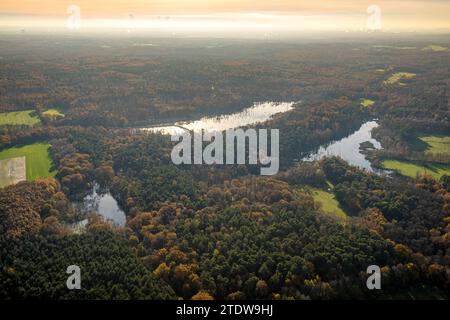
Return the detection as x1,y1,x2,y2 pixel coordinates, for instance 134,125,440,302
3,38,433,126
279,158,450,296
0,230,176,299
0,179,175,299
0,178,77,238
1,38,449,300
323,158,449,287
126,177,400,299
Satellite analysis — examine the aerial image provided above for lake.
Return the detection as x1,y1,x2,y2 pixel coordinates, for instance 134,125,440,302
79,183,126,226
142,101,297,134
302,121,390,174
143,105,386,174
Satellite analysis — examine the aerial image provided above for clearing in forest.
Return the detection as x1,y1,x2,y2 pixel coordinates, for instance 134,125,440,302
360,99,375,108
383,72,416,85
0,156,26,188
0,143,56,182
42,109,65,119
419,136,450,156
310,188,347,220
422,45,448,52
0,110,40,126
382,160,450,180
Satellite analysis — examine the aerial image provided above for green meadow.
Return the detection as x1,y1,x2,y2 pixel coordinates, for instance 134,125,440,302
419,136,450,156
381,135,450,180
422,45,448,52
382,160,450,180
372,45,416,50
361,99,375,108
383,72,416,85
42,108,65,119
0,143,56,181
0,110,40,126
310,188,347,219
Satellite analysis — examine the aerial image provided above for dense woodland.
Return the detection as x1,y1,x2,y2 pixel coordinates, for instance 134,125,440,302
0,35,449,299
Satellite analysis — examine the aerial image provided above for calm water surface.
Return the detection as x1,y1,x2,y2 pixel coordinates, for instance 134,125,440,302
142,101,296,134
77,183,126,226
302,121,390,174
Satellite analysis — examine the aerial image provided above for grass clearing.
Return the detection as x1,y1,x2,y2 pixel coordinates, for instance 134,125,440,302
422,45,448,52
371,45,416,50
418,136,450,156
372,45,393,49
361,99,375,108
0,110,40,126
0,143,56,181
382,160,450,180
42,109,65,119
383,72,416,85
310,188,347,219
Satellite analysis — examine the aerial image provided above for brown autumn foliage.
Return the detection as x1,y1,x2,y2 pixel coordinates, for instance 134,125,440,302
0,178,66,238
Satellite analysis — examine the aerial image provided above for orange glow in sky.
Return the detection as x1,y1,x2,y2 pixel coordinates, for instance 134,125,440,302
1,0,449,32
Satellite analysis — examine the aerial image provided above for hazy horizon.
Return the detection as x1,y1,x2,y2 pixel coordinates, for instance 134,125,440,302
1,0,450,36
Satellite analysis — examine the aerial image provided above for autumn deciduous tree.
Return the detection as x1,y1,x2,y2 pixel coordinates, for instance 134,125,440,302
255,280,269,298
0,178,65,238
191,291,214,300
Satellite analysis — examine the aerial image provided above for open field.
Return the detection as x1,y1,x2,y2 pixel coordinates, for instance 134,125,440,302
383,72,416,85
419,136,450,156
0,156,26,188
0,110,40,126
310,188,347,219
42,109,65,119
360,99,375,108
0,143,56,181
422,45,448,52
372,45,416,50
382,160,450,180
